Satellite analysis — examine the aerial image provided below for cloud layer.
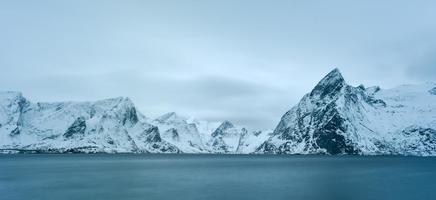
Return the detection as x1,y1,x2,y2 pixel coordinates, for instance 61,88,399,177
1,0,436,130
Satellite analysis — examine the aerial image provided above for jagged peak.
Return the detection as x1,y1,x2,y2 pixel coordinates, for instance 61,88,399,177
366,86,381,95
157,111,177,119
155,112,185,123
330,68,342,75
218,120,234,129
310,68,347,98
429,87,436,95
211,121,235,137
318,68,345,85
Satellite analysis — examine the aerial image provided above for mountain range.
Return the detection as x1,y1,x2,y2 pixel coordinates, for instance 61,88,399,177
1,69,435,155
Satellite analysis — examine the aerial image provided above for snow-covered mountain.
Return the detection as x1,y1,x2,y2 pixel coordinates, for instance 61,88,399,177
256,69,436,156
207,120,270,154
150,112,209,153
0,92,268,153
149,112,270,153
1,68,435,155
0,92,179,153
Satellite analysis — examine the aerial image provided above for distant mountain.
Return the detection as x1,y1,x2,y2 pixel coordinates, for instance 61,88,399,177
256,69,436,156
1,68,435,155
207,120,270,154
0,92,268,153
0,92,179,153
150,112,209,153
150,112,270,153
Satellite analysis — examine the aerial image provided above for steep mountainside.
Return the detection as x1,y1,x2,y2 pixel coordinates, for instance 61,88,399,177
207,121,270,153
256,69,436,156
0,92,267,153
0,92,179,153
150,113,269,153
151,112,208,153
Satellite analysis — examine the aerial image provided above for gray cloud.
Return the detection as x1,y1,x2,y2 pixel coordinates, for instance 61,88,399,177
1,0,436,130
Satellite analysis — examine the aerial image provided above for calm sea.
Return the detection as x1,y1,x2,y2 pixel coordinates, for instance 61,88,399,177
1,154,435,200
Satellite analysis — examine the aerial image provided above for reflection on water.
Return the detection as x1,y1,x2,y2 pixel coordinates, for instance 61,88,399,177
0,154,435,200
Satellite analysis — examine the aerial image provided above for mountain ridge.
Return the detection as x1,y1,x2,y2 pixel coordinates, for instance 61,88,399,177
256,69,436,156
1,69,435,155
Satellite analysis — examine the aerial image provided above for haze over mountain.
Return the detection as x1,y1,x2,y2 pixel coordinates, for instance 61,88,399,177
1,1,436,130
1,69,435,155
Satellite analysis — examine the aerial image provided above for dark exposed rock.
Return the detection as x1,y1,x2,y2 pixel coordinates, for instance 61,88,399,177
256,141,278,154
366,86,381,95
107,139,115,145
122,106,138,126
429,87,436,95
402,127,436,142
149,142,181,153
64,117,86,138
310,68,345,100
312,110,358,155
144,126,162,143
211,121,234,137
253,130,262,136
166,128,179,141
10,127,20,136
210,136,229,153
396,127,436,155
7,93,30,136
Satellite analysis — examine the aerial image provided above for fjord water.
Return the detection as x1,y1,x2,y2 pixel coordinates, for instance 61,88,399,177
1,155,435,200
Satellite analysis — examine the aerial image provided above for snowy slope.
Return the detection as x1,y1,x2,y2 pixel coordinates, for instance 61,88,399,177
0,92,267,154
205,121,272,153
236,130,272,154
207,121,246,153
150,114,269,153
151,112,208,153
0,92,179,153
256,69,436,156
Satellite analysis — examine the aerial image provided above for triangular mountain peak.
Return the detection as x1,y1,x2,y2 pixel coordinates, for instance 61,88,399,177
154,112,184,123
310,68,346,99
211,121,235,137
220,120,234,128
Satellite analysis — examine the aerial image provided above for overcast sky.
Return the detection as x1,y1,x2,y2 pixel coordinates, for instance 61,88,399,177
1,0,436,130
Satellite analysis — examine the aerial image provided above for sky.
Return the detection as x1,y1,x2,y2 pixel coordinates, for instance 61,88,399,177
1,0,436,130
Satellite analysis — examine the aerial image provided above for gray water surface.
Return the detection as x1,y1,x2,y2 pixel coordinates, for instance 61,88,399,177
1,154,435,200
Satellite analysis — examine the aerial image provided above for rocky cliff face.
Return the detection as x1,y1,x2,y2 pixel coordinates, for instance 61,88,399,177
0,92,266,154
0,92,179,153
150,114,269,153
207,121,246,153
256,69,436,156
151,112,208,153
